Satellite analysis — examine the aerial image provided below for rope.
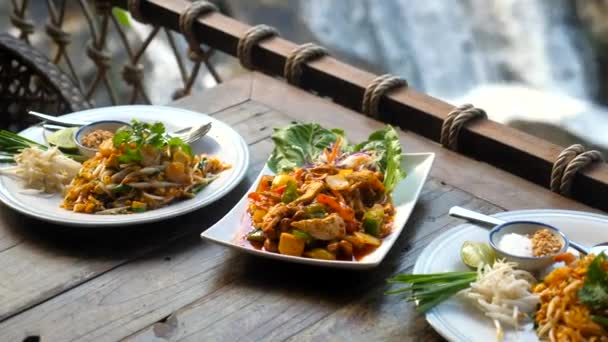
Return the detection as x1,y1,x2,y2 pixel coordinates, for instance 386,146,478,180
550,144,603,196
361,74,407,118
127,0,147,23
86,41,111,71
237,24,279,70
178,1,217,62
440,104,487,151
122,63,144,86
45,22,71,47
10,12,34,37
283,43,328,86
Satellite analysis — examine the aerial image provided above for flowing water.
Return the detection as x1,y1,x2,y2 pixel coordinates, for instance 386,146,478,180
295,0,608,149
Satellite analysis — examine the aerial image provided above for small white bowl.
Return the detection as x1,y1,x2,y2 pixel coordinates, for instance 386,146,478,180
489,221,569,272
74,120,129,158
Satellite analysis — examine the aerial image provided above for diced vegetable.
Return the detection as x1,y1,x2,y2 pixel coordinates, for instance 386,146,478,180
353,231,381,246
292,229,313,244
304,204,327,219
246,229,266,242
257,175,274,192
278,233,306,256
304,248,336,260
338,169,353,176
344,234,364,250
272,174,296,189
281,181,299,203
362,204,385,236
252,209,267,223
131,201,147,213
325,174,349,190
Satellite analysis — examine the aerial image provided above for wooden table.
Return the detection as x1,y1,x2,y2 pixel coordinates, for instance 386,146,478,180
0,72,598,342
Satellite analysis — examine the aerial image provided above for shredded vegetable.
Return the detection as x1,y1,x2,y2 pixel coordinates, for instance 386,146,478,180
463,260,539,340
0,146,81,193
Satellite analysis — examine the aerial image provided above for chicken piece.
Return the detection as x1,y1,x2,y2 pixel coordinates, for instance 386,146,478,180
290,213,346,241
292,181,324,205
262,203,293,235
346,170,384,192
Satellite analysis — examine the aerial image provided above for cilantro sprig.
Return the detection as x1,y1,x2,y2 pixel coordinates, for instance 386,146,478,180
112,120,192,163
579,252,608,311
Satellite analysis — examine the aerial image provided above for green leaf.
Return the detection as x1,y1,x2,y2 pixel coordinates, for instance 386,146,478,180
355,125,406,192
112,8,131,27
267,122,346,173
578,252,608,311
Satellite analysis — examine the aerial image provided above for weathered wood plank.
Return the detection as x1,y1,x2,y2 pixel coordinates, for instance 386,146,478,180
0,97,277,322
1,177,499,342
250,72,597,213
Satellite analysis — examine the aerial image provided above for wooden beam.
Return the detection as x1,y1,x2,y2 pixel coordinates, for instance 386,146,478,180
111,0,608,212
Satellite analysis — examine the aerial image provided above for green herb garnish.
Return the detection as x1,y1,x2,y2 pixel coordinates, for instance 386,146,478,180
578,252,608,311
112,120,192,163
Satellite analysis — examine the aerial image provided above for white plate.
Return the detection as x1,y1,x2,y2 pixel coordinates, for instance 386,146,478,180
0,105,249,227
201,153,435,269
415,209,608,342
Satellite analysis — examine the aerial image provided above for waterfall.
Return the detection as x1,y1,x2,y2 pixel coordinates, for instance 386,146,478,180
299,0,608,149
299,0,596,100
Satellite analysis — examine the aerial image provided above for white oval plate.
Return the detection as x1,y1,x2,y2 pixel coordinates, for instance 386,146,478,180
0,105,249,227
414,209,608,342
201,153,435,269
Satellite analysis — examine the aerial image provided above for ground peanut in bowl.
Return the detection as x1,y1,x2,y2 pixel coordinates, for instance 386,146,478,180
530,228,562,257
81,129,114,148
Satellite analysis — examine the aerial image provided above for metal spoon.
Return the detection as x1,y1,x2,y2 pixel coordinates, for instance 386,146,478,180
448,206,608,255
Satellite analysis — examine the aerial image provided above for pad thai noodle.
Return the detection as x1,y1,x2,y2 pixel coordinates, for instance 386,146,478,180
61,120,230,214
244,123,406,261
534,253,608,341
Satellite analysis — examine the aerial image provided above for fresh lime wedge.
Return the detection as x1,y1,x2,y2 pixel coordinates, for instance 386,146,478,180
461,241,496,269
47,127,79,151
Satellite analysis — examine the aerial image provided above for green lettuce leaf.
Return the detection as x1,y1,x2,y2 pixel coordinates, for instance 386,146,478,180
268,123,346,173
355,125,406,192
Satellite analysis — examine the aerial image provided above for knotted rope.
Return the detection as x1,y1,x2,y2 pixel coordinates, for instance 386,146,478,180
237,25,279,70
361,74,407,119
10,12,34,41
86,41,111,72
284,43,328,86
178,1,217,62
440,104,487,151
550,144,603,196
45,22,71,47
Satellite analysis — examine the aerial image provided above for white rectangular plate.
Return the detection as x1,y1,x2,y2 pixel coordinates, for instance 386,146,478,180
201,153,435,269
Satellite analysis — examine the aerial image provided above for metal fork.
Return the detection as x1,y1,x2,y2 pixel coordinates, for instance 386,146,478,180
175,122,212,143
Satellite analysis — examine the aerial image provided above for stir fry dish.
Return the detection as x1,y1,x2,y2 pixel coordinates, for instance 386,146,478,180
61,120,229,214
244,123,406,261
